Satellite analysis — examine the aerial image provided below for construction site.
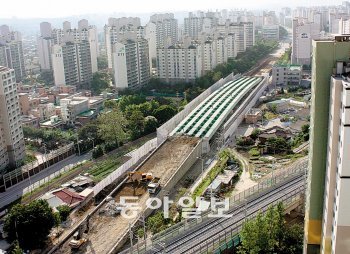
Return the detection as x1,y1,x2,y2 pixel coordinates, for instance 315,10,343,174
51,74,269,254
57,136,200,254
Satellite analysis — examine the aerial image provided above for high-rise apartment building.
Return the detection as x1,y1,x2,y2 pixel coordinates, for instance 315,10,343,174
104,17,141,69
157,43,202,83
184,12,218,39
292,19,321,66
38,20,98,73
51,40,92,88
0,25,25,82
37,22,54,71
150,13,178,48
112,38,150,89
228,22,254,53
305,34,350,254
262,25,280,41
0,66,25,171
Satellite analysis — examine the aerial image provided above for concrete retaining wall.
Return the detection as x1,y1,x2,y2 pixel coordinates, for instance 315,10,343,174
163,140,202,192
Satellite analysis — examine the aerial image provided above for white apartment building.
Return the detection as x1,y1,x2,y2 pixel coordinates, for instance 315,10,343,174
157,44,202,83
202,40,215,73
104,17,141,69
339,18,350,34
0,25,25,82
228,22,254,53
112,38,150,89
321,70,350,254
38,20,98,73
149,13,178,48
51,40,93,88
262,25,280,41
292,19,321,66
271,64,302,86
0,66,25,170
145,22,157,69
184,12,218,39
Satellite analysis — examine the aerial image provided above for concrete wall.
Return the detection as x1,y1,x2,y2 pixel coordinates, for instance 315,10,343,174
163,140,202,192
109,140,202,254
223,75,269,141
156,73,239,145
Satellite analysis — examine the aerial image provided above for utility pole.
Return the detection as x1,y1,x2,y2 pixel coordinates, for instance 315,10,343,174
76,136,81,156
129,223,133,254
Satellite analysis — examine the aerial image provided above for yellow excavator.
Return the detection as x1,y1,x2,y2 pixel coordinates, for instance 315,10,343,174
127,172,153,184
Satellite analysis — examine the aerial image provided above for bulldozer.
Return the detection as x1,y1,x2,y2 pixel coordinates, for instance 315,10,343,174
127,172,153,184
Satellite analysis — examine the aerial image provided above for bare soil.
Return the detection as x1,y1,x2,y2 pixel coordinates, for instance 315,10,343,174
57,136,199,254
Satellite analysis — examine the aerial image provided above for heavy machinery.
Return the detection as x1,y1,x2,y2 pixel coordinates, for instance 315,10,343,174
127,172,153,183
147,177,161,194
69,216,89,250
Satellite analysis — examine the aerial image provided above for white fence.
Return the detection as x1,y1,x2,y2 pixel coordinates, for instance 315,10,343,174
156,73,240,145
92,138,158,195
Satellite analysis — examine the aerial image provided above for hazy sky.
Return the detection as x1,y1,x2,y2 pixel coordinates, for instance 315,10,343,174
1,0,345,19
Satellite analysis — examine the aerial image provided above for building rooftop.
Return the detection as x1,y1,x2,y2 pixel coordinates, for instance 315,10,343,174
78,110,95,117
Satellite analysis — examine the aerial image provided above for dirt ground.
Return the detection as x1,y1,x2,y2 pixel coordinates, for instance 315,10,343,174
138,136,199,184
57,136,199,254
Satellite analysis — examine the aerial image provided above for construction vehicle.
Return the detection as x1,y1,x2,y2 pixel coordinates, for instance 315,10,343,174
69,217,89,250
147,177,161,194
127,172,153,183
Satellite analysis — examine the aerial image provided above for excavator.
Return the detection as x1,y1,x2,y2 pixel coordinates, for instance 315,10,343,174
69,215,89,251
127,172,153,184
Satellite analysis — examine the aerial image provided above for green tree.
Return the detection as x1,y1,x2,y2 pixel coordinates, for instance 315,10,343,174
118,95,146,111
92,145,104,159
301,124,310,134
146,211,171,234
4,200,56,250
78,122,99,142
239,203,303,254
97,56,108,70
137,228,145,239
56,205,71,222
269,104,278,114
98,109,128,146
12,241,23,254
266,137,291,154
104,99,119,109
91,72,111,95
153,105,177,124
144,116,158,134
250,128,262,140
212,71,222,82
128,110,145,140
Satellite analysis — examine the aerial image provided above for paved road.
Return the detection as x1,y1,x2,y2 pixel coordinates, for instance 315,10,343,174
0,152,91,209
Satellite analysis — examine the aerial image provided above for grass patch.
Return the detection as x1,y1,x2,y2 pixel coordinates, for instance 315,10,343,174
87,143,143,182
249,148,260,157
264,111,278,120
192,150,237,199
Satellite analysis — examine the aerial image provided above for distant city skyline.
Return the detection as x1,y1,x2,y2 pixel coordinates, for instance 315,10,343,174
1,0,346,19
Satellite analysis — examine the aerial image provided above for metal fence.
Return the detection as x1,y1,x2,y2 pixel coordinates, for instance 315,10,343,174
120,157,307,253
92,138,158,195
189,186,305,254
0,143,75,191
